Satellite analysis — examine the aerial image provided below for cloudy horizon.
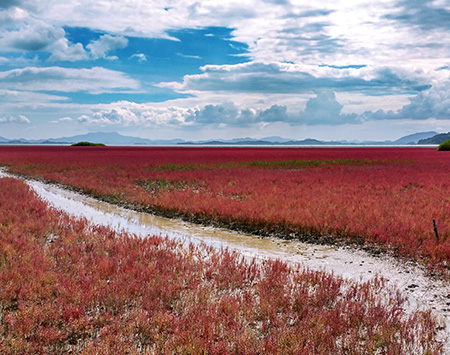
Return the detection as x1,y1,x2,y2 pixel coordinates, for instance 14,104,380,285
0,0,449,141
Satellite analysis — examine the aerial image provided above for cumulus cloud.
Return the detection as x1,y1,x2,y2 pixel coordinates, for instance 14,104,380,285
49,33,128,61
0,7,129,62
0,8,88,61
182,92,359,126
0,114,30,123
75,91,360,128
297,91,359,125
78,108,138,125
62,82,450,131
256,105,289,123
5,23,63,51
396,83,450,119
0,66,140,93
77,103,256,128
86,35,128,60
185,103,289,126
77,103,191,127
186,103,242,125
48,38,88,61
361,82,450,121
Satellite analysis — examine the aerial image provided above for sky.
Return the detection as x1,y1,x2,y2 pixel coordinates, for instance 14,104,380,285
0,0,450,142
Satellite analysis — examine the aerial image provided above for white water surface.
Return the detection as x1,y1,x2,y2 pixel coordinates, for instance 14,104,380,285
1,169,449,350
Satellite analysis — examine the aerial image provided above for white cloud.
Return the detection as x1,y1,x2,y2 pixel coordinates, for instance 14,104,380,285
160,61,440,95
0,6,27,27
86,35,128,60
185,102,252,126
0,8,128,62
74,82,450,131
0,66,140,93
3,22,63,51
131,53,147,62
0,89,68,103
182,92,359,126
74,91,359,128
361,81,450,121
48,38,88,61
2,0,449,74
77,102,191,127
177,53,201,59
0,114,30,123
2,0,450,68
50,116,72,123
0,7,89,61
396,81,450,120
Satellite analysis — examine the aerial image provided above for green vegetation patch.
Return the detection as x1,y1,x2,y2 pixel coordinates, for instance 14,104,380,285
71,141,106,146
148,158,382,171
244,158,377,168
437,140,450,151
139,179,188,192
137,179,207,196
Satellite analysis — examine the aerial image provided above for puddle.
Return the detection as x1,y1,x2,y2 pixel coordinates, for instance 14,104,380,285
1,169,449,350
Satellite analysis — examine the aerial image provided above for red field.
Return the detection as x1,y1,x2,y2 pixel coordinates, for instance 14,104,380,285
1,146,449,271
0,177,442,353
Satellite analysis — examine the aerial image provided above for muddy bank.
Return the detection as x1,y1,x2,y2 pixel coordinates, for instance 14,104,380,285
1,168,449,350
9,171,379,250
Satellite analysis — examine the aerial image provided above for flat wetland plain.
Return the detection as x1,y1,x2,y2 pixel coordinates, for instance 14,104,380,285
0,146,449,353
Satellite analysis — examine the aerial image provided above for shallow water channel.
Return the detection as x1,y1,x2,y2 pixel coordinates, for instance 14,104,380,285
1,169,450,350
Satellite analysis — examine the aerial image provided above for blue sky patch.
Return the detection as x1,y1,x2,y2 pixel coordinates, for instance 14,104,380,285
47,26,251,103
319,64,367,69
60,88,193,105
63,26,250,81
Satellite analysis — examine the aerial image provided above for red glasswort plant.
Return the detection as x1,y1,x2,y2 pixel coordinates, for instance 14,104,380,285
0,177,442,353
0,146,449,272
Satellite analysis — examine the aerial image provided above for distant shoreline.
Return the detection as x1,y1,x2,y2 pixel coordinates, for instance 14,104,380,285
0,143,439,148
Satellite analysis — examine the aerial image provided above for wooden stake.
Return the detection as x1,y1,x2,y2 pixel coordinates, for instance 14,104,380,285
433,219,439,241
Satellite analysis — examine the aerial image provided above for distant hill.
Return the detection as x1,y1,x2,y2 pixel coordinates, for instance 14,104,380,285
418,132,450,144
45,132,185,146
0,131,445,146
182,138,338,145
180,132,440,146
0,132,185,146
393,131,438,145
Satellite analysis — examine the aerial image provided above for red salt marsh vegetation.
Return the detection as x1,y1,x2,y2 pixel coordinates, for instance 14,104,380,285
0,146,449,271
0,177,443,353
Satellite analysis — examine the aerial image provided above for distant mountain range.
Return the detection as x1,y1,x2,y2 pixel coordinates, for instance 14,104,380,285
0,130,445,146
183,131,440,146
418,132,450,144
0,132,183,146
